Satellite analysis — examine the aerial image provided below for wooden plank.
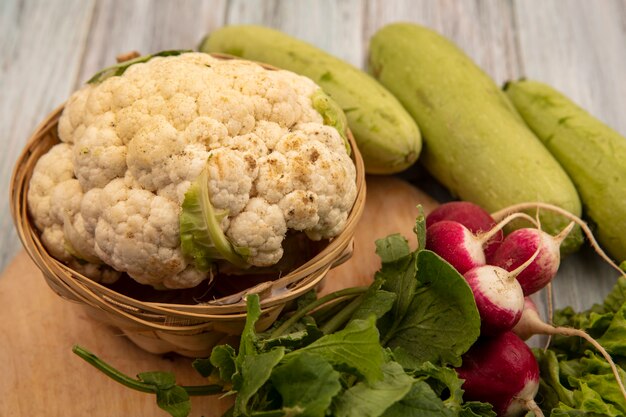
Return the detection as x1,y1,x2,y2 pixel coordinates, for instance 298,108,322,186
363,0,522,83
0,251,233,417
0,0,95,274
225,0,365,67
514,0,626,136
514,0,626,311
75,0,228,85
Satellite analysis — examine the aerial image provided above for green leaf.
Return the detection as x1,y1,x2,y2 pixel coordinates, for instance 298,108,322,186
296,290,319,311
136,372,191,417
414,206,426,252
551,308,613,356
378,251,418,331
231,294,264,395
351,288,397,323
180,165,248,271
291,317,385,383
385,250,481,368
413,362,464,412
598,302,626,357
311,89,350,153
235,348,286,416
459,402,497,417
534,349,575,409
192,357,214,378
155,385,192,417
258,317,323,352
551,382,623,416
380,379,456,417
566,352,626,413
271,352,342,417
602,277,626,313
333,361,414,417
375,234,411,264
87,50,191,83
210,345,237,382
249,411,285,417
240,294,262,356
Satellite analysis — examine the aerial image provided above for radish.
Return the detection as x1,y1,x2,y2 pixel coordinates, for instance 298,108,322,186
426,201,504,258
426,212,536,275
489,222,575,295
513,297,626,403
491,202,626,279
456,331,544,417
463,239,541,335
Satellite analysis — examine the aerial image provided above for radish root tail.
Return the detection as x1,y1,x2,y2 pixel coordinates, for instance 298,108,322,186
523,398,545,417
478,212,538,244
491,202,626,279
543,283,555,352
555,326,626,404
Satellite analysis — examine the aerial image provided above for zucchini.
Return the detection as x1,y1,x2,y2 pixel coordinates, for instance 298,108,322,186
368,23,583,252
506,79,626,262
199,25,421,174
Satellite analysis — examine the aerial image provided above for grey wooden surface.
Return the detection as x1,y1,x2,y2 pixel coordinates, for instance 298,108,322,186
1,0,625,313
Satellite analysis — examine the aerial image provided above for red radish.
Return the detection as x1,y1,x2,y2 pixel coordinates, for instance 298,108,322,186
464,266,525,335
489,222,575,295
491,202,626,279
426,220,487,274
456,331,543,417
426,212,536,275
463,241,540,335
513,297,626,404
426,201,504,258
512,297,545,341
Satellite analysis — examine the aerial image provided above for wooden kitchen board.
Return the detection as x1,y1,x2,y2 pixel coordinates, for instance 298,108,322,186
0,251,233,417
0,176,437,417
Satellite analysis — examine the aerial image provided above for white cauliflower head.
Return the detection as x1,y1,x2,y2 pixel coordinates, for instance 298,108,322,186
28,52,357,289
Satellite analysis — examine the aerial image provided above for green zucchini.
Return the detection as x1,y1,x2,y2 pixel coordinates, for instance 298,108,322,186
506,79,626,262
368,23,583,252
198,25,421,174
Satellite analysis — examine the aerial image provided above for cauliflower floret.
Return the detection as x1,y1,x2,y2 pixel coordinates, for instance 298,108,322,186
256,152,294,204
58,87,90,144
253,121,288,149
126,116,183,191
41,225,72,262
273,133,357,240
198,89,256,136
73,112,127,190
183,117,230,150
67,259,121,285
49,179,99,263
28,52,357,289
93,185,203,289
28,143,75,230
206,148,253,216
293,122,346,154
227,198,287,267
279,190,319,230
27,144,120,283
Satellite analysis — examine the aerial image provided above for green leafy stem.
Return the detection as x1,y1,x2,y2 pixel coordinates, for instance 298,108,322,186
87,50,191,84
269,286,368,338
71,345,223,396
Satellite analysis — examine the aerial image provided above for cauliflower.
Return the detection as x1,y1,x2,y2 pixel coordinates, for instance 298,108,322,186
28,52,357,289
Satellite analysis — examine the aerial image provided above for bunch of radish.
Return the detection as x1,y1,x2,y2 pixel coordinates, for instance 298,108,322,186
425,201,626,417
